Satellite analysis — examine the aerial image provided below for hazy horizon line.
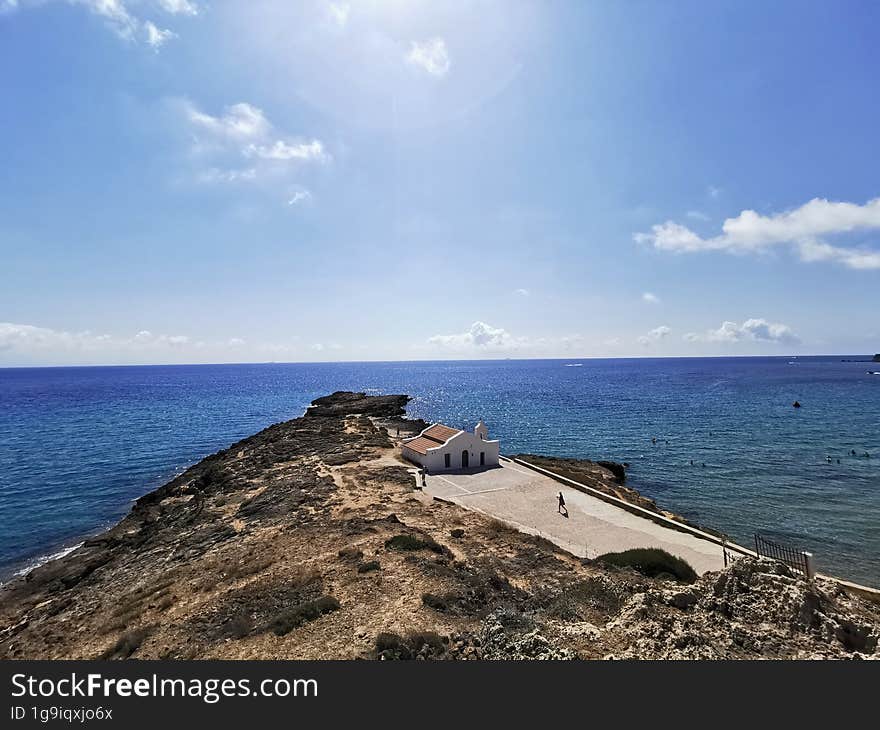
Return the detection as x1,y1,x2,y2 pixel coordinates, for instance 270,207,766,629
1,352,877,370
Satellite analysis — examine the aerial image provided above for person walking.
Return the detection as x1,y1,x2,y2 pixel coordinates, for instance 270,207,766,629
557,491,568,518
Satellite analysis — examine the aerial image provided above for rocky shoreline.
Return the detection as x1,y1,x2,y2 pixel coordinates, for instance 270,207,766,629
1,392,877,660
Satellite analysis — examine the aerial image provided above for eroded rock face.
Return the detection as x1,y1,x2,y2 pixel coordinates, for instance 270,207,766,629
477,610,577,660
605,559,880,659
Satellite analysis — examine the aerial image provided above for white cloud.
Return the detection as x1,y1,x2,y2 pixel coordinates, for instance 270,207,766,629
635,197,880,269
514,288,530,296
196,167,258,184
0,322,195,353
429,321,520,350
406,38,451,77
5,1,186,47
684,318,799,345
325,1,349,27
796,239,880,270
246,139,329,163
287,190,312,206
175,99,329,187
635,221,707,253
708,185,722,199
0,323,58,351
557,335,585,351
426,321,586,356
0,322,296,365
157,0,198,15
144,20,174,48
686,210,710,221
637,325,671,345
185,101,271,141
642,292,660,304
73,0,139,40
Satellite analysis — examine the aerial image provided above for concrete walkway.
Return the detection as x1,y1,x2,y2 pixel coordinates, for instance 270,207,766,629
422,460,725,575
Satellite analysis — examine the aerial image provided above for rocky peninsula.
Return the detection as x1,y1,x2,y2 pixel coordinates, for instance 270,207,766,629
0,392,877,660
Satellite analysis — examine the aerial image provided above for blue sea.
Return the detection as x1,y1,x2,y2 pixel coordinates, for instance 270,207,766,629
1,357,878,586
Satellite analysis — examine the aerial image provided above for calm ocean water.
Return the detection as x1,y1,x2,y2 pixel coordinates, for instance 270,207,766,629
0,357,878,585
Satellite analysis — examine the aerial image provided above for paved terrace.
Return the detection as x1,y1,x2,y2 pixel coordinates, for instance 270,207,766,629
422,459,725,575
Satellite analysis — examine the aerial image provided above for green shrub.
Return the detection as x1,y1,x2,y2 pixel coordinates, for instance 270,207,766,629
375,632,410,659
385,534,446,554
267,596,340,636
374,631,446,660
407,631,445,655
195,463,227,490
596,548,697,583
486,519,520,537
154,595,174,612
224,612,254,639
100,628,151,660
421,593,449,612
338,547,364,560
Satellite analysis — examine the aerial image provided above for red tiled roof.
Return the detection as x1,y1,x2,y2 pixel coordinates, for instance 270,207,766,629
423,424,460,442
403,436,441,455
402,423,462,455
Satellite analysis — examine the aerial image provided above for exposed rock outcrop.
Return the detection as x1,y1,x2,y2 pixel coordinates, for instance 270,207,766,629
306,391,409,419
605,558,879,659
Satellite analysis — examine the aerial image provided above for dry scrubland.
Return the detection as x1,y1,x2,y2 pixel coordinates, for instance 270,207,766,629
1,392,877,660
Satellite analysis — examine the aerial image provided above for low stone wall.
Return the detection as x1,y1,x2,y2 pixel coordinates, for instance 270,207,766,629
507,455,754,557
507,456,880,603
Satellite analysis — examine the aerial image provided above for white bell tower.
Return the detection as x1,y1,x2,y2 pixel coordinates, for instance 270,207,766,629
474,419,488,440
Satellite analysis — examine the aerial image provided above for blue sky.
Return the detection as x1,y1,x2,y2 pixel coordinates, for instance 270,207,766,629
1,0,879,366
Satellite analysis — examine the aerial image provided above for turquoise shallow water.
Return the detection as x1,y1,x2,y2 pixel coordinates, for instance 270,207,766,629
0,357,878,585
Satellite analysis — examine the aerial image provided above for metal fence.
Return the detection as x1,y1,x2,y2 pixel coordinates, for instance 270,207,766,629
722,540,744,568
754,534,815,578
